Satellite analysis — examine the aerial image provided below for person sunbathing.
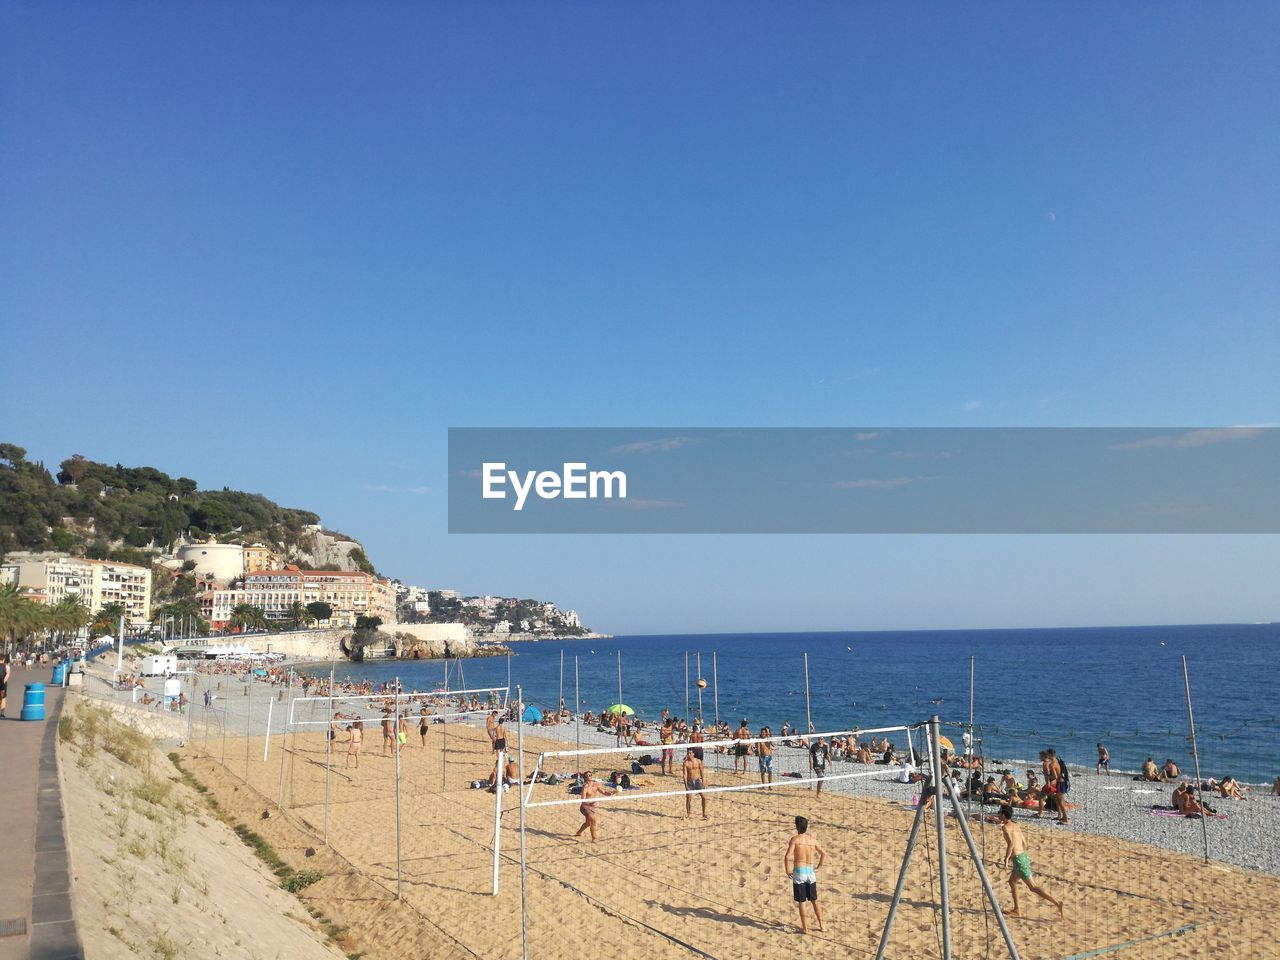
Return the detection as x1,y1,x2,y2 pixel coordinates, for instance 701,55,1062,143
1142,757,1163,782
1162,759,1181,780
1173,781,1216,816
1001,771,1022,804
982,777,1009,804
1217,775,1247,800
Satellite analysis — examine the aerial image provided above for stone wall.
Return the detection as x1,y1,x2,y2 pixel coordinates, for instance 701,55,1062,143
69,691,191,741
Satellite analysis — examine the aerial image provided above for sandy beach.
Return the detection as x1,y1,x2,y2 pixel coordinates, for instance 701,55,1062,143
177,712,1280,960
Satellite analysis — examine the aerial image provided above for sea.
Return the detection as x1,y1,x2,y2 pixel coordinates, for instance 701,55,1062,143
300,623,1280,783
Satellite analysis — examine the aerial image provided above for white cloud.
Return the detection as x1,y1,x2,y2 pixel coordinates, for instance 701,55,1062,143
1111,427,1270,451
828,477,926,490
962,400,983,412
609,437,697,455
364,483,432,495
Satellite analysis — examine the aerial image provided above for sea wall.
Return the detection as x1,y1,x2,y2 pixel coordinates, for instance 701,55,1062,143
230,623,479,660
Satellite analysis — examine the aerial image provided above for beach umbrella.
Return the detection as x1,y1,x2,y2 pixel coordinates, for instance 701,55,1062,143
937,735,955,751
606,704,634,716
522,705,543,724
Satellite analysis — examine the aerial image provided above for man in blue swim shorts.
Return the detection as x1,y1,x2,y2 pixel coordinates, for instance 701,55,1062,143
784,816,828,934
683,749,708,819
758,725,774,787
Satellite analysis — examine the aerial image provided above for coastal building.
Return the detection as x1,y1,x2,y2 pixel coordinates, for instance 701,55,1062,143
176,540,244,583
242,543,282,574
203,565,396,630
1,552,152,628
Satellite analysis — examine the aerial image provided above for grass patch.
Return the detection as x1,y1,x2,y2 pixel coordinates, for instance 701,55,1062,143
281,868,323,893
233,824,292,878
58,713,75,743
134,775,174,808
149,930,180,960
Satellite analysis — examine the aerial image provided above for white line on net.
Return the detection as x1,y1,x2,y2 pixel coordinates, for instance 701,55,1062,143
536,723,913,760
290,686,509,704
524,765,907,809
286,708,506,728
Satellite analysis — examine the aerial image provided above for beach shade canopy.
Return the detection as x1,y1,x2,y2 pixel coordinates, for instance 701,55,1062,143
605,703,634,716
937,735,955,751
522,705,543,723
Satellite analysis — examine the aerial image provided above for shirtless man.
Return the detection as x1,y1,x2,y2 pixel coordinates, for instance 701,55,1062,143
1096,743,1110,775
690,723,705,761
758,726,774,787
346,719,363,768
381,710,394,756
660,718,676,776
733,719,751,775
999,806,1064,919
1162,758,1180,781
683,749,708,819
419,706,430,747
486,710,499,747
493,716,507,757
784,816,827,934
810,737,829,796
574,771,615,842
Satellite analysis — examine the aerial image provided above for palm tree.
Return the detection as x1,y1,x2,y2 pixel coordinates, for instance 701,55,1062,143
49,596,91,644
0,583,48,648
286,600,310,631
91,602,128,639
230,603,268,633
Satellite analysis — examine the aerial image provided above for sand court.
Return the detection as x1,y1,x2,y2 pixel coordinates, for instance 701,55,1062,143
186,718,1280,960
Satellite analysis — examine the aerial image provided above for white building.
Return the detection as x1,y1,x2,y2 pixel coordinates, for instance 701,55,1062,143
176,541,245,583
1,552,152,629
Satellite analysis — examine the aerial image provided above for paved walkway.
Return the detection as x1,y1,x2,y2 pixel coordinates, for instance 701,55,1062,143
0,665,83,960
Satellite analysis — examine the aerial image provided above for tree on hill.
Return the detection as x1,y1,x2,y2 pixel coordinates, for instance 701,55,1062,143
2,443,324,555
347,546,376,575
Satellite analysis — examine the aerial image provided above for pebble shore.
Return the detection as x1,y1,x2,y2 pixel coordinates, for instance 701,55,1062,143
550,718,1280,876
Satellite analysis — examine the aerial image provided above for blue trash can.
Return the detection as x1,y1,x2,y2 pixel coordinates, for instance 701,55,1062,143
51,663,65,686
21,683,46,721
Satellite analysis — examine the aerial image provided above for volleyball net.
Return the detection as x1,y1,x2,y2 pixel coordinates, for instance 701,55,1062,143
523,722,919,808
285,684,510,730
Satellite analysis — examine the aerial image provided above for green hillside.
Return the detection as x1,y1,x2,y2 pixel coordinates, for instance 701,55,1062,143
0,443,320,561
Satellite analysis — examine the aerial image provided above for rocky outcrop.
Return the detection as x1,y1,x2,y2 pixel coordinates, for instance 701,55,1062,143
289,529,371,573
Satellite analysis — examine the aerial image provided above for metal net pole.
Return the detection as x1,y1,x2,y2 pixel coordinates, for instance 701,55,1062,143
1182,656,1210,864
928,715,953,959
244,667,253,780
395,677,403,899
323,666,335,845
517,685,529,960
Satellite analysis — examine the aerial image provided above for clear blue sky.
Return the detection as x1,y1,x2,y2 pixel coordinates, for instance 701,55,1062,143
3,5,1277,632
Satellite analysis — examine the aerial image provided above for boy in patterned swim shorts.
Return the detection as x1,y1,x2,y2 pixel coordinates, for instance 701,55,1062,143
999,806,1065,919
